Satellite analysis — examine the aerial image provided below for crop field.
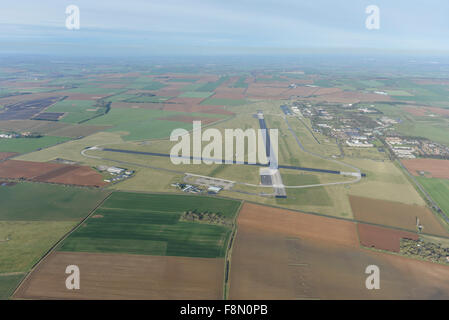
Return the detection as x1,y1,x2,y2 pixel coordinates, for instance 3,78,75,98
14,252,224,300
85,108,229,140
0,96,62,121
402,158,449,179
344,158,426,206
416,177,449,218
349,195,448,237
179,91,214,99
229,202,449,299
15,131,124,163
0,181,109,299
0,136,70,154
0,221,75,273
0,119,68,134
0,152,17,160
58,192,241,258
0,182,109,221
0,273,25,300
0,160,107,187
201,98,249,106
45,99,99,121
357,224,419,252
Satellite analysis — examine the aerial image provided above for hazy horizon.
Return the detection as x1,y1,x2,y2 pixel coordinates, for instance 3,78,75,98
0,0,448,56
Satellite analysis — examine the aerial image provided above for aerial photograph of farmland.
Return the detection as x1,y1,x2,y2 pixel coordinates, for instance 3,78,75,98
1,0,449,310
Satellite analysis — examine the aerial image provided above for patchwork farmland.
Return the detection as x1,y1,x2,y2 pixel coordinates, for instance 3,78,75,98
15,192,241,299
0,182,109,299
1,59,449,301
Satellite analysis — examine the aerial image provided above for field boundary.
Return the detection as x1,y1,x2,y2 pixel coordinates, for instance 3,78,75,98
222,200,244,300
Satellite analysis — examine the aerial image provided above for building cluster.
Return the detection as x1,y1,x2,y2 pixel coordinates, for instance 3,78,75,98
96,165,134,183
385,136,449,159
171,182,223,194
0,131,39,139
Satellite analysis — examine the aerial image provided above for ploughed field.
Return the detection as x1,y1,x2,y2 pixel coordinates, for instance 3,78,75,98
0,160,107,187
349,195,448,237
14,252,224,300
229,203,449,299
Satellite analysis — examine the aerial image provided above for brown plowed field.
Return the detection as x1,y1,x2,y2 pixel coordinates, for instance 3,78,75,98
0,160,62,179
402,158,449,179
284,86,319,97
166,97,205,105
229,202,449,299
213,87,247,100
308,91,391,104
402,106,449,117
357,224,419,252
236,203,359,247
14,252,224,300
246,85,290,99
0,160,107,187
0,152,18,160
349,196,448,237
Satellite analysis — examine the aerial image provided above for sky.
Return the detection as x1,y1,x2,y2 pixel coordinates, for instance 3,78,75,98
0,0,448,56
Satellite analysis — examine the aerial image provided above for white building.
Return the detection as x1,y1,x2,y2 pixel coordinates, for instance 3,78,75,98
107,167,125,174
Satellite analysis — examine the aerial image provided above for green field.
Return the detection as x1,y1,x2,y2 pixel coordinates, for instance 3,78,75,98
45,99,110,124
417,177,449,218
124,95,171,103
0,182,109,221
45,99,97,113
128,79,166,90
232,76,248,88
101,192,241,218
384,90,413,96
196,76,229,92
179,91,214,98
201,98,249,106
0,182,110,298
60,87,125,96
0,221,75,273
0,273,25,300
59,192,241,258
0,136,70,153
277,174,333,206
85,108,228,140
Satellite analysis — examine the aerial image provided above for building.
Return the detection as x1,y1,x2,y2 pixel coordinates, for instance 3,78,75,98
207,186,222,193
107,166,125,174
